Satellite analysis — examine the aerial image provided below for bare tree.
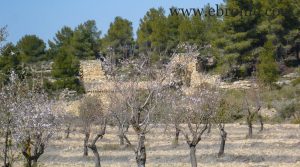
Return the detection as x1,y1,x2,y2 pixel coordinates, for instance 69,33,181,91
242,81,264,138
175,85,221,167
108,90,130,146
63,114,77,139
161,88,184,147
104,56,167,167
213,95,234,157
79,95,107,167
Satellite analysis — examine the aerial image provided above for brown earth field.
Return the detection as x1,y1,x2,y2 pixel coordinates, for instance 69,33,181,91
6,124,300,167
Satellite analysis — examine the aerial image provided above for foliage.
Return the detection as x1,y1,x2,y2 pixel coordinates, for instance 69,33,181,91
257,40,279,85
137,8,168,57
16,35,46,63
0,43,21,83
71,20,101,59
102,17,134,64
0,26,8,52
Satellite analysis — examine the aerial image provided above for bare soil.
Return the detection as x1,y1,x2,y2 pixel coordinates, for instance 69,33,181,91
5,124,300,167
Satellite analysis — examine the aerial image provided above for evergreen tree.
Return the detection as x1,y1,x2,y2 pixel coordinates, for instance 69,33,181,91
216,0,264,79
257,40,279,85
51,47,84,93
137,8,168,57
0,43,20,82
47,26,74,60
102,17,134,64
71,20,101,59
166,12,184,54
16,35,46,63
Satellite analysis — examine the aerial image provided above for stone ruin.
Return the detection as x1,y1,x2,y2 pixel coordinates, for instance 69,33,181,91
64,53,256,114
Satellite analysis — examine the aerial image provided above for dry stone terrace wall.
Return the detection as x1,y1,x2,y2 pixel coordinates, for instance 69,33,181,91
76,55,257,114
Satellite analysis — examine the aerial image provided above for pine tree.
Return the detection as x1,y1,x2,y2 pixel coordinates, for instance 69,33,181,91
0,43,20,82
71,20,101,59
257,40,279,85
102,17,134,64
16,35,46,63
137,8,168,57
51,47,84,93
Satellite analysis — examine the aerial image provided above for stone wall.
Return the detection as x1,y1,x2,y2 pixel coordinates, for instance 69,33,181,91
72,55,257,114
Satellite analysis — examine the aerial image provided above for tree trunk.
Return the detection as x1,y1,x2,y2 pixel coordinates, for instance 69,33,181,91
3,124,9,167
136,134,146,167
65,124,71,139
84,132,90,156
87,123,106,167
32,158,38,167
119,134,125,145
88,144,101,167
174,127,180,146
189,145,197,167
118,126,124,145
259,115,264,132
218,128,227,157
248,122,253,138
26,159,32,167
207,123,212,134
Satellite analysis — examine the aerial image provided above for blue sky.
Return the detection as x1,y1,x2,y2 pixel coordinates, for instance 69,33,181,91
0,0,223,44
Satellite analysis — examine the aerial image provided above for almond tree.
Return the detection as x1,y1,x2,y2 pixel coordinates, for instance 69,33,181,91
79,95,106,167
0,71,24,167
118,80,164,167
108,89,130,146
104,56,167,167
213,94,234,157
13,91,60,167
161,87,184,147
176,85,221,167
243,88,263,138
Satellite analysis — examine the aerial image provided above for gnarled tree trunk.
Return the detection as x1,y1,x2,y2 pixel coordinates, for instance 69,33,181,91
218,126,227,157
87,121,106,167
189,145,197,167
248,122,253,138
3,122,10,167
174,127,180,146
118,125,125,146
207,123,212,134
83,132,90,156
88,144,101,167
135,133,146,167
22,138,44,167
65,124,71,139
258,115,264,132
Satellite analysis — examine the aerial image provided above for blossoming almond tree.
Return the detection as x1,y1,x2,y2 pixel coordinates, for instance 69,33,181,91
0,71,24,167
175,85,221,167
13,91,60,167
104,57,168,167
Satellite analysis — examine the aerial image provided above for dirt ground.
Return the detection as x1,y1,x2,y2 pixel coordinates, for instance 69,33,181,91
6,124,300,167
